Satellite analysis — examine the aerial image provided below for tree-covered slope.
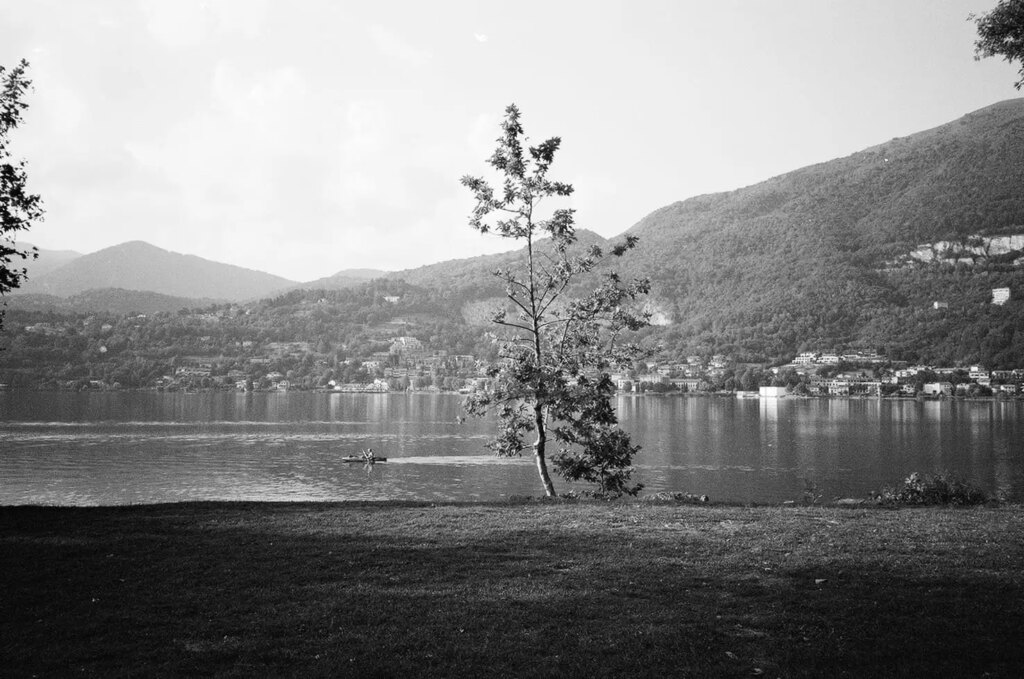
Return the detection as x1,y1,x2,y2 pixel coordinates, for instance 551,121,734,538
6,288,220,315
383,99,1024,366
602,99,1024,364
389,230,612,298
630,99,1024,259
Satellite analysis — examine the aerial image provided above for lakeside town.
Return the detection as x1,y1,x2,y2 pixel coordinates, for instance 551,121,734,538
156,344,1024,399
3,282,1020,397
10,324,1021,399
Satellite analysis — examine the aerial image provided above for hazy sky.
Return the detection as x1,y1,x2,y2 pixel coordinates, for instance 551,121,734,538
1,0,1020,281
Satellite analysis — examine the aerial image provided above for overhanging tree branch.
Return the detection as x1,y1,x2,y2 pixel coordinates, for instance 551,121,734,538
0,59,43,333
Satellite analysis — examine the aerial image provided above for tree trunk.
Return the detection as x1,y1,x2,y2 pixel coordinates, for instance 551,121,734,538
533,403,557,497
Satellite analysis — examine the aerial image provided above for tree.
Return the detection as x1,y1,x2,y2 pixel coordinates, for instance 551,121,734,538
1,60,43,330
973,0,1024,89
462,104,650,497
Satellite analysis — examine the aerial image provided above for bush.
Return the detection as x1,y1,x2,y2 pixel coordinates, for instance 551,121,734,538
877,472,988,507
640,492,710,504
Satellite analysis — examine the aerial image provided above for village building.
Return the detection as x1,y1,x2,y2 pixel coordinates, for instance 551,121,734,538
759,386,787,398
922,382,954,396
969,366,990,380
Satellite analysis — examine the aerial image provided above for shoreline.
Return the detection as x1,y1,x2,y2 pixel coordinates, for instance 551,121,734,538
1,495,1017,510
2,386,1023,402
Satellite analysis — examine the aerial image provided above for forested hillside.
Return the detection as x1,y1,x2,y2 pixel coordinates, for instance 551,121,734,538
0,280,481,389
387,99,1024,367
8,289,221,315
615,99,1024,364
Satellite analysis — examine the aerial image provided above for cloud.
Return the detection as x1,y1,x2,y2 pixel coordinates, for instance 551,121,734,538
139,0,270,46
110,60,348,273
1,5,517,280
474,33,488,43
109,66,495,279
467,112,500,161
33,81,85,138
139,0,210,48
367,24,431,67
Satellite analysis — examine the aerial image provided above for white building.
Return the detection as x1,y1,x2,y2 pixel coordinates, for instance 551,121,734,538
759,386,787,398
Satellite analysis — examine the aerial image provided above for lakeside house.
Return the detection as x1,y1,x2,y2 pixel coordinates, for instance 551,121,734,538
922,382,954,396
759,386,787,398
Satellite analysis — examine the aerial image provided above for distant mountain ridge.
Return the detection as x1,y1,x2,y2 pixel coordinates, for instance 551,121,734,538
389,229,611,296
16,241,297,302
18,243,83,279
289,268,387,292
14,241,393,306
8,289,220,315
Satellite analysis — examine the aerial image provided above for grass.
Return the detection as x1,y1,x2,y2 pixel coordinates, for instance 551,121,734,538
3,500,1024,678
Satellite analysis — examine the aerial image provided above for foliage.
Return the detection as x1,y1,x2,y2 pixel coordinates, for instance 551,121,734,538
0,59,43,331
876,472,989,506
462,105,650,496
0,279,487,390
973,0,1024,89
801,478,823,506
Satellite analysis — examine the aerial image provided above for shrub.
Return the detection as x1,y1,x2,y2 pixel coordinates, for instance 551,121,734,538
641,492,710,504
801,478,823,506
877,472,988,507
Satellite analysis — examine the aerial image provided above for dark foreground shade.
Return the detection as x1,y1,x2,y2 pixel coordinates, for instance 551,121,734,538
3,501,1024,678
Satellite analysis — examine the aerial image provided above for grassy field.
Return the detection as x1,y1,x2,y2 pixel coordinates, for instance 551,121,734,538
3,500,1023,678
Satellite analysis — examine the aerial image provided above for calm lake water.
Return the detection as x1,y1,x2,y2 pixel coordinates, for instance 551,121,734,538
1,391,1022,505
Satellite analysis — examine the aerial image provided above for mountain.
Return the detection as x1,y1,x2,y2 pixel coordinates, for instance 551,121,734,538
610,98,1024,363
388,99,1024,366
16,241,297,302
390,230,611,295
291,268,387,292
18,243,83,280
7,100,1024,367
6,289,220,315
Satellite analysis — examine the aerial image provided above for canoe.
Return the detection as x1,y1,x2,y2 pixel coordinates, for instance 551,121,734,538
341,456,387,463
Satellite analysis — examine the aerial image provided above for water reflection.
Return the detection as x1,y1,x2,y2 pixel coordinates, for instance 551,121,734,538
621,395,1024,504
1,392,1023,505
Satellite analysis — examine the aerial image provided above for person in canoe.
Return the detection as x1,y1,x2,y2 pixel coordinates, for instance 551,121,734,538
362,448,376,463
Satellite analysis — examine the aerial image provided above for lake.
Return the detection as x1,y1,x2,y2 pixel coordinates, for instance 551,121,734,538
1,391,1022,505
